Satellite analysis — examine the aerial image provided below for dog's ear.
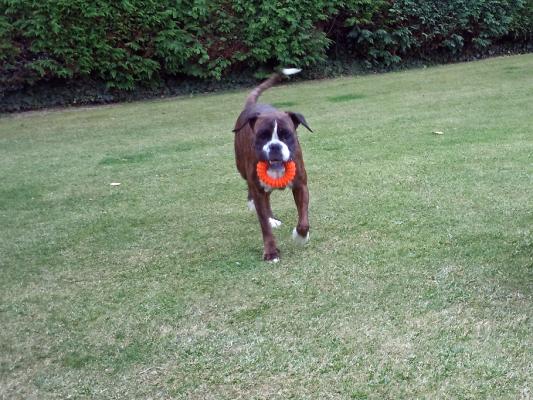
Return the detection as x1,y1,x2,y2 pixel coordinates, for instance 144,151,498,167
287,112,313,132
233,112,260,133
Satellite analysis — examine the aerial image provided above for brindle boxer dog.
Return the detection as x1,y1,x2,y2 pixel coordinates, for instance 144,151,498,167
233,70,312,262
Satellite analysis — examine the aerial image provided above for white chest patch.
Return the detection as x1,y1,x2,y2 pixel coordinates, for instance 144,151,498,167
259,164,289,192
267,166,285,179
259,181,273,192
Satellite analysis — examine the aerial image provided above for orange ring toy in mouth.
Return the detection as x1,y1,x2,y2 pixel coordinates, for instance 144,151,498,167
256,161,296,188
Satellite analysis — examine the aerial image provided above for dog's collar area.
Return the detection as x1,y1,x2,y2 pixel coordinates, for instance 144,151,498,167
256,161,296,189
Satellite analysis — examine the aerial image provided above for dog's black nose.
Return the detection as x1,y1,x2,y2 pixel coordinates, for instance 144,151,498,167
268,144,283,161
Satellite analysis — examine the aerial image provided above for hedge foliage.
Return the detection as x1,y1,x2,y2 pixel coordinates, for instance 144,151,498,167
343,0,531,66
1,0,532,94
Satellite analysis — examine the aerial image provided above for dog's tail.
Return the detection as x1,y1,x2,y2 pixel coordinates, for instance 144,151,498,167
244,68,301,108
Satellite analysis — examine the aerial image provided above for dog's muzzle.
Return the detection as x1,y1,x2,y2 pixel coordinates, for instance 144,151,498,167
267,160,285,172
265,144,289,171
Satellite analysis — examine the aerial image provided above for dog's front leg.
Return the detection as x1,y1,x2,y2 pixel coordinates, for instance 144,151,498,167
251,189,280,262
292,184,310,244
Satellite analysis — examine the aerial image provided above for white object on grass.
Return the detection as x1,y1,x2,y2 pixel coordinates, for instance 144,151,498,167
110,182,121,186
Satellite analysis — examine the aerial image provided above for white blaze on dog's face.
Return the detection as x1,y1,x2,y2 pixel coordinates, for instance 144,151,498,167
254,117,297,172
262,121,290,162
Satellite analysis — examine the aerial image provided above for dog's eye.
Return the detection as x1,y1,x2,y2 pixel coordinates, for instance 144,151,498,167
278,129,291,140
257,130,270,140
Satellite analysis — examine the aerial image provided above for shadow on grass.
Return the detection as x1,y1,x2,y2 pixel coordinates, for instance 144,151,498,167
271,101,298,108
327,93,366,102
99,152,154,165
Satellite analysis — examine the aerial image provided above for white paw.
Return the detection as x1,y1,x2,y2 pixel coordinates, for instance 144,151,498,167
247,199,255,212
292,228,310,245
269,258,280,263
269,218,282,228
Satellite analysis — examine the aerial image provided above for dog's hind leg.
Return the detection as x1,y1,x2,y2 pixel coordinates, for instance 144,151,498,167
266,192,282,229
247,189,256,212
250,189,280,262
292,184,310,244
248,187,281,228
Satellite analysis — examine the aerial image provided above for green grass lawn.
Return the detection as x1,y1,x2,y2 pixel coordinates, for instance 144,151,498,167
1,55,532,399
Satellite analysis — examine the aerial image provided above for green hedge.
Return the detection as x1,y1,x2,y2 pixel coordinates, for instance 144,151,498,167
0,0,346,91
1,0,531,94
343,0,531,66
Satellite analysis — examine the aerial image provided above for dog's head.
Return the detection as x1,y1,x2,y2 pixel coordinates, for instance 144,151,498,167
237,111,312,171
